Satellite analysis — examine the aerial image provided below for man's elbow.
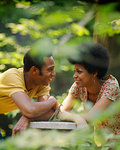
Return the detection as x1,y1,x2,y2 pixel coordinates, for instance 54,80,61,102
21,106,37,119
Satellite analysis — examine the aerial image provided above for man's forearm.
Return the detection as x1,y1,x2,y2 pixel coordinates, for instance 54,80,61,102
31,100,55,115
29,109,54,121
12,92,58,119
21,98,57,119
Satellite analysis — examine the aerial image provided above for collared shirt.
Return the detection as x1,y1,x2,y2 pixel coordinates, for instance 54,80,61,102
0,68,50,114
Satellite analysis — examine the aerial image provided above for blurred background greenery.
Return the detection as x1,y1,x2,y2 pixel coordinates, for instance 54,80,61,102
0,0,120,149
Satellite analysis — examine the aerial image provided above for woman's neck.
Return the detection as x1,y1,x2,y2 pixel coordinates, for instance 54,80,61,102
87,79,102,95
87,79,103,103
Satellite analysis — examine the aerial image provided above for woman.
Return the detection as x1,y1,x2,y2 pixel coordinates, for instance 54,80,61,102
58,42,120,135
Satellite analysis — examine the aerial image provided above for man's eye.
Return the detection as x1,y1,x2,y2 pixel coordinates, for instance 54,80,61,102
48,68,53,72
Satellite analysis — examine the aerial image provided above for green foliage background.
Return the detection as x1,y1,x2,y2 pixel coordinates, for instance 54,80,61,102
0,0,120,149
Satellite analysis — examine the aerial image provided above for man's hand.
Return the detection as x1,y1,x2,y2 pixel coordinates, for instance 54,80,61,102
12,116,29,137
48,96,59,110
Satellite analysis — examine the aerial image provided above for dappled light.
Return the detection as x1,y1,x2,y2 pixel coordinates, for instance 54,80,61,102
0,0,120,149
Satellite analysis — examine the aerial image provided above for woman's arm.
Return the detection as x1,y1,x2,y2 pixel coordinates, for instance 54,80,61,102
59,92,88,128
58,97,111,127
58,111,88,128
61,92,77,111
80,98,112,121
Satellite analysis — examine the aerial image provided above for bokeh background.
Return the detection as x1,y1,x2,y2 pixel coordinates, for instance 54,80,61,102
0,0,120,149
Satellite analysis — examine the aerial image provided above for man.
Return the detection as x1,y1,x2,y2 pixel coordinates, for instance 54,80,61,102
0,44,59,136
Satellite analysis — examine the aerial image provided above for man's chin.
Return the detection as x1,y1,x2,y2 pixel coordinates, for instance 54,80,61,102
43,82,50,86
41,80,51,86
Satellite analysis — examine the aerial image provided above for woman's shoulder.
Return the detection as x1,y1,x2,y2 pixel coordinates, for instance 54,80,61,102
103,75,119,87
99,75,120,101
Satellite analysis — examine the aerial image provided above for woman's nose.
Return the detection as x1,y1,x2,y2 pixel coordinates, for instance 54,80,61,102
73,73,77,79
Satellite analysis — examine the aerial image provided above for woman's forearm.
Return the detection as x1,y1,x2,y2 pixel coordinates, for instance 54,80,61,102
58,111,76,122
58,111,89,128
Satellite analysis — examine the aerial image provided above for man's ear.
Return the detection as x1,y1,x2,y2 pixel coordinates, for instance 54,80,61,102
30,66,40,75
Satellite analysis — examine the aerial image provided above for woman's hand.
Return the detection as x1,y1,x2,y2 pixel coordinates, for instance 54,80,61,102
74,115,89,129
58,111,89,129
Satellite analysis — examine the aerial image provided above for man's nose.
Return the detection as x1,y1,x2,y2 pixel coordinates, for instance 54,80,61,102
52,71,56,77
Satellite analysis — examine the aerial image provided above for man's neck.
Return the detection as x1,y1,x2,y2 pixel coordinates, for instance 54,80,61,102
24,72,35,91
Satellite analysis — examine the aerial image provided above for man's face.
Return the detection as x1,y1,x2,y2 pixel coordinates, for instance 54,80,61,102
36,56,56,86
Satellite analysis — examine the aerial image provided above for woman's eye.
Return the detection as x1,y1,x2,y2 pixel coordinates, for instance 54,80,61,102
77,70,82,73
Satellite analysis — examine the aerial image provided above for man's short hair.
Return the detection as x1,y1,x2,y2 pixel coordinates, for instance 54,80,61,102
23,38,54,73
23,51,45,72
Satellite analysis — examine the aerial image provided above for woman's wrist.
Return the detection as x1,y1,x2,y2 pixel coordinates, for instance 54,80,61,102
57,111,76,122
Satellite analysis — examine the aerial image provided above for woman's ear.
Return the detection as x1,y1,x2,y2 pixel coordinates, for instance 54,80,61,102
93,72,98,78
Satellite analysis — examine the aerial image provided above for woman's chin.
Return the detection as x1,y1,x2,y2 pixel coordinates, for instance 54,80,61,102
75,82,83,87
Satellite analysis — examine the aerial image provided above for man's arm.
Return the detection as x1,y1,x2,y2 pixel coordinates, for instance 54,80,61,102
37,95,50,102
12,94,58,136
11,92,58,119
12,109,55,137
12,115,29,136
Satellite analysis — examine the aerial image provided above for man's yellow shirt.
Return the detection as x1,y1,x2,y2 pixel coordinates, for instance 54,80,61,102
0,68,50,114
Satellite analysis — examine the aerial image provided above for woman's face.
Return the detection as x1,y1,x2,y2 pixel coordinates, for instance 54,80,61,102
73,64,94,88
